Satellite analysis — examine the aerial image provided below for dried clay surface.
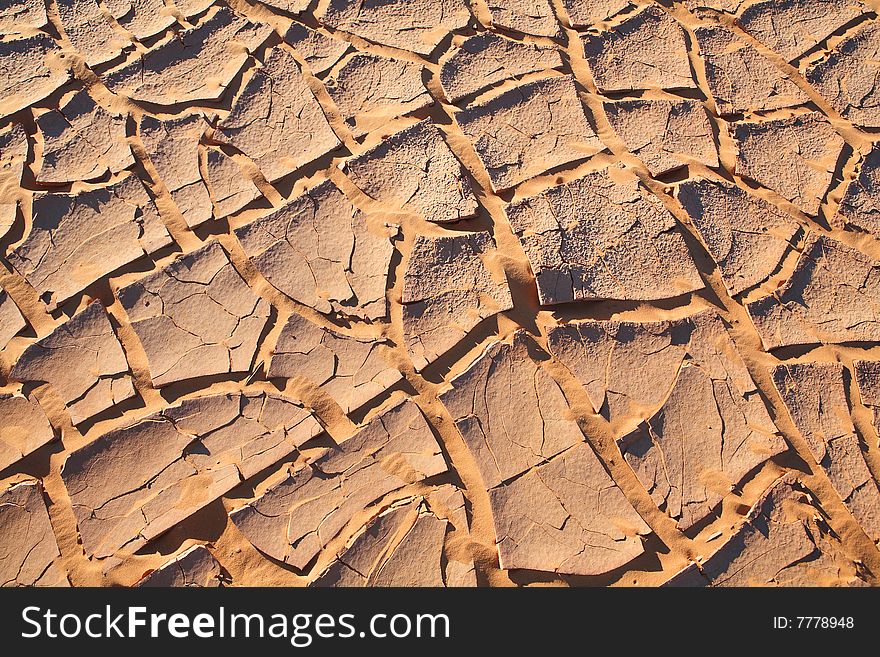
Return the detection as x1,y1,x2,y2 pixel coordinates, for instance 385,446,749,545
1,0,880,589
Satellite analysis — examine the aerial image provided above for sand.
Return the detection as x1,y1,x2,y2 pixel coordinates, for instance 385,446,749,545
1,0,879,588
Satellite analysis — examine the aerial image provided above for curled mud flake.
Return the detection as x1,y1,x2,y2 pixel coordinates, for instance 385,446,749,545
0,34,70,120
771,362,880,542
507,167,703,306
56,0,130,67
676,178,799,296
0,392,55,472
36,88,133,184
135,545,226,587
836,147,880,236
325,51,431,138
344,120,478,223
62,391,320,558
736,0,867,62
489,442,651,576
402,231,513,371
487,0,560,38
230,398,447,570
806,22,880,130
455,75,603,192
105,0,176,41
604,98,718,176
13,310,130,416
679,475,868,586
8,174,171,309
0,288,25,350
582,7,695,92
268,313,401,414
745,235,880,349
562,0,631,28
314,485,475,587
0,0,46,35
102,7,272,105
204,149,261,220
319,0,471,56
118,241,270,387
0,480,68,587
855,359,880,439
283,22,349,76
10,302,135,425
140,113,212,228
215,47,339,184
731,112,844,217
440,331,583,488
439,33,562,104
694,25,809,116
236,179,395,320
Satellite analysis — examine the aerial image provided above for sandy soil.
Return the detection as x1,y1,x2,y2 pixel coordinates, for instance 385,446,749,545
1,0,880,587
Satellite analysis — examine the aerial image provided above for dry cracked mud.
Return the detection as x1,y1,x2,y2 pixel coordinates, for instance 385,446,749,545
1,0,880,589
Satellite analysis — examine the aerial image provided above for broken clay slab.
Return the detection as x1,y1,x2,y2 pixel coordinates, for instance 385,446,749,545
667,475,867,586
55,0,129,67
36,88,133,184
440,331,583,489
489,441,651,576
102,7,272,105
731,112,845,216
10,302,136,425
745,234,880,350
736,0,868,63
676,177,800,296
438,32,562,104
117,240,270,387
0,479,68,586
604,97,719,176
694,24,809,116
319,0,472,56
561,0,631,28
283,22,350,76
230,398,447,570
546,311,786,528
0,287,25,350
402,231,513,371
324,51,432,138
455,74,603,191
506,166,703,305
204,148,262,220
140,113,212,228
0,0,47,35
772,362,880,542
235,178,396,320
62,391,321,558
0,392,55,473
582,7,695,92
486,0,560,38
214,47,340,184
0,34,70,120
135,545,226,587
835,146,880,237
268,312,402,414
8,174,172,309
312,486,475,587
343,120,478,223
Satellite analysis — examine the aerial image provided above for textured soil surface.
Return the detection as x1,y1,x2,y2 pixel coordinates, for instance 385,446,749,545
2,0,880,587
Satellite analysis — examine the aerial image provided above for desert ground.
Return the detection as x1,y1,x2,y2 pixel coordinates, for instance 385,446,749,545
1,0,880,587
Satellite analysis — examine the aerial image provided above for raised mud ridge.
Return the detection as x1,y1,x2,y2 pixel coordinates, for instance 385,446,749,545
1,0,880,587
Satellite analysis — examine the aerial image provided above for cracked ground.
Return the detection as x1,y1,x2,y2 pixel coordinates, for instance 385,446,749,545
1,0,880,588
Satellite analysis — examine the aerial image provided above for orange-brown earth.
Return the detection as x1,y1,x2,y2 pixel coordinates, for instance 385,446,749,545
1,0,880,587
